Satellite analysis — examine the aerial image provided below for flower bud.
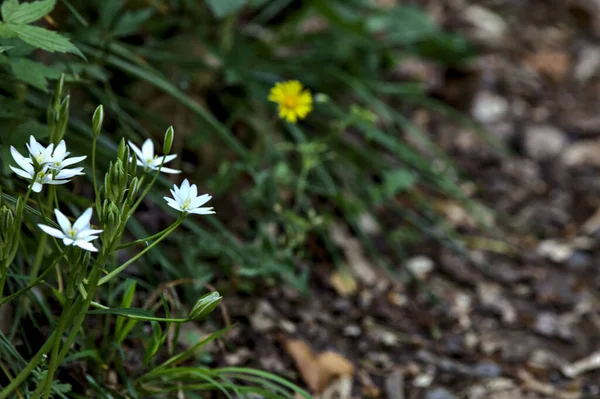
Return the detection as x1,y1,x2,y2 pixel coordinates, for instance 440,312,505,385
52,94,70,143
92,105,104,138
188,292,222,321
163,126,174,154
118,138,127,162
125,177,140,207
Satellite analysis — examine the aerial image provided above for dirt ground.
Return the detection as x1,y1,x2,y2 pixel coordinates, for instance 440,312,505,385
200,1,600,398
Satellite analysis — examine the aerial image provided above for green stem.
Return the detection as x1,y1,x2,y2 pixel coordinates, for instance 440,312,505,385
92,134,101,217
98,218,182,286
0,186,32,299
40,299,73,399
55,264,102,363
115,222,177,250
22,190,54,313
0,331,57,399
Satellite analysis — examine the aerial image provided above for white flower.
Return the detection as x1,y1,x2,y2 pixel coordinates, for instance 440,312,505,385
26,136,54,166
164,179,214,215
38,208,103,252
48,140,86,175
128,139,181,174
10,136,86,192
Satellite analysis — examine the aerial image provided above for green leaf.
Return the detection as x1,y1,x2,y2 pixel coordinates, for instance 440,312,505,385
88,307,188,322
1,0,19,22
0,23,17,38
10,58,63,91
205,0,247,18
2,0,56,24
4,24,84,57
112,8,153,37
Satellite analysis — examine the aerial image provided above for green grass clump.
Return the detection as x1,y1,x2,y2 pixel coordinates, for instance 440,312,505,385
0,0,491,397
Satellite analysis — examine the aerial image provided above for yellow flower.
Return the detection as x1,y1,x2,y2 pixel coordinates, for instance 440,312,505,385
268,80,313,123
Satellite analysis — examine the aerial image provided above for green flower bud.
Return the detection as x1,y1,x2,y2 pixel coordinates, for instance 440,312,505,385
163,126,174,154
188,292,222,321
52,94,70,143
125,177,140,207
92,105,104,138
118,139,127,162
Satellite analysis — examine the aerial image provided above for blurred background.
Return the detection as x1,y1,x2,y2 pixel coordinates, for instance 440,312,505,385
3,0,600,397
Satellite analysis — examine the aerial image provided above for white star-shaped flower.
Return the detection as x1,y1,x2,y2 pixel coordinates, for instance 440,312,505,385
10,136,87,192
26,136,54,166
38,208,103,252
48,140,87,175
128,139,181,174
164,179,214,215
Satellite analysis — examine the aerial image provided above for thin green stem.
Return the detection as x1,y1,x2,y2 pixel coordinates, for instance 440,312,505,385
0,331,56,399
115,222,177,250
99,218,182,286
40,299,73,399
92,135,101,217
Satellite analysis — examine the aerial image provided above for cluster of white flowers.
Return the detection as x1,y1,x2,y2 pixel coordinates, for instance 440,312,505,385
10,135,214,252
10,136,86,193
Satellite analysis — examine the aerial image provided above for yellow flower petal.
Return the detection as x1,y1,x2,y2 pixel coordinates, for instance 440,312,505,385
268,80,313,123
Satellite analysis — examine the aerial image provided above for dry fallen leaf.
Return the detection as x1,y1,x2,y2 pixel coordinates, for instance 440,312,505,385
329,270,358,296
284,339,354,393
525,51,571,83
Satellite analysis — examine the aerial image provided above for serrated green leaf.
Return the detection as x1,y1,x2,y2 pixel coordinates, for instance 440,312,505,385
4,23,84,58
205,0,247,18
3,0,56,24
10,58,63,91
0,23,17,38
1,0,19,22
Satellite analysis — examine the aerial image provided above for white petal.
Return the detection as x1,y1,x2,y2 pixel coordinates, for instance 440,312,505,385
141,139,154,160
56,168,84,179
128,141,145,162
38,224,66,239
73,208,93,232
78,229,103,238
189,207,215,215
10,166,32,179
11,146,33,171
74,240,98,252
189,183,198,199
46,179,71,185
53,141,67,160
154,166,181,174
63,237,74,246
54,209,71,232
31,182,43,193
80,235,99,242
60,155,86,167
190,194,212,208
150,154,177,166
180,179,190,195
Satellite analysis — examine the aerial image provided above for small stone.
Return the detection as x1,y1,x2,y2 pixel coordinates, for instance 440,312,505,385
384,370,405,399
426,387,459,399
471,91,509,124
523,125,568,161
562,140,600,167
405,256,435,280
463,6,507,46
473,362,502,378
537,239,573,262
343,325,362,337
575,45,600,82
566,250,592,271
